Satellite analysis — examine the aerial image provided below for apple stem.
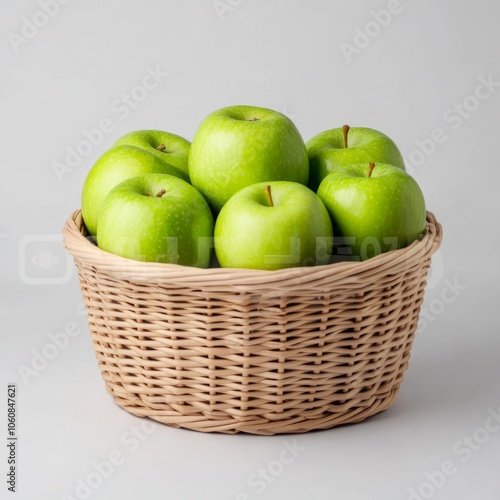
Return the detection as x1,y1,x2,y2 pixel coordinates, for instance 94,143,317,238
156,144,167,152
367,162,376,177
156,189,166,198
265,185,274,207
342,124,350,148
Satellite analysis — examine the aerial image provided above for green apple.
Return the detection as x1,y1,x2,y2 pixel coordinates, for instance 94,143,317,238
307,125,405,191
113,129,190,180
317,162,426,261
188,105,309,212
82,130,190,235
96,174,214,267
214,181,333,270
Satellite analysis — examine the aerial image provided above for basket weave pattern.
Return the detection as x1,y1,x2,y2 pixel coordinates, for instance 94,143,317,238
63,210,442,435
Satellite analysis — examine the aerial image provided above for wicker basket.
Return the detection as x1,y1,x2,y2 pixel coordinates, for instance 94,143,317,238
63,209,442,435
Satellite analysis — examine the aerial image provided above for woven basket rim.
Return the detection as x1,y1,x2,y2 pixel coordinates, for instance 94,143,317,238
62,209,442,289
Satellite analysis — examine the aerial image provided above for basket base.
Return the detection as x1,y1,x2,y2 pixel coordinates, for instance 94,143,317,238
103,380,401,435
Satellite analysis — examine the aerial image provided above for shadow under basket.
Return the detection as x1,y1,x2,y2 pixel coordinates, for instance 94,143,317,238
63,210,442,435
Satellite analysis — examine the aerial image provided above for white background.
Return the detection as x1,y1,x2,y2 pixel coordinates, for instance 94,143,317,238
1,1,499,499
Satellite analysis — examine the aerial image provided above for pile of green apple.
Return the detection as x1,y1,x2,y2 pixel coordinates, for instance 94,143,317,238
81,105,426,270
